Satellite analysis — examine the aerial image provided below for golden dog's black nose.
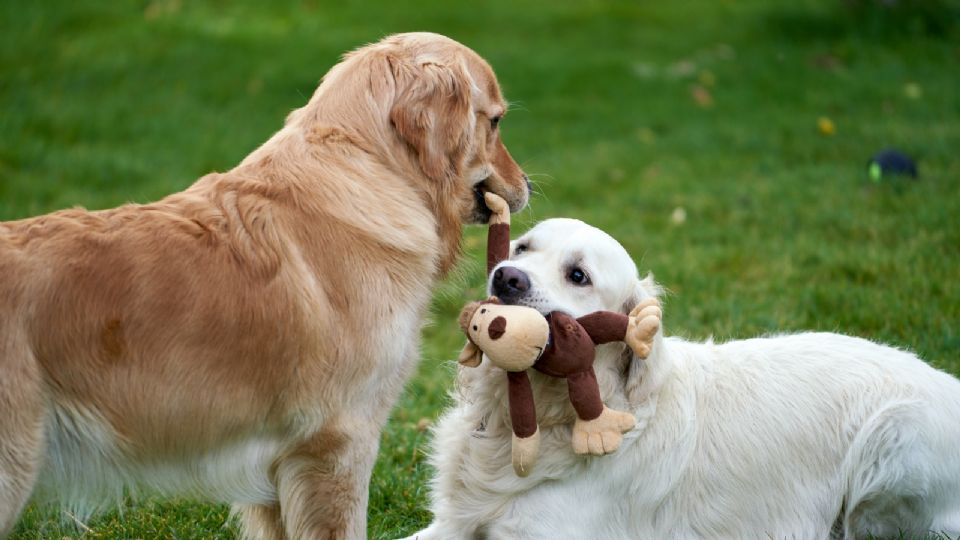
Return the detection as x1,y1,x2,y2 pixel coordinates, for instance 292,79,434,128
492,266,530,302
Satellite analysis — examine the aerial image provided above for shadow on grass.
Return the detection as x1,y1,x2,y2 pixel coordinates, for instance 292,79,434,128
759,0,960,41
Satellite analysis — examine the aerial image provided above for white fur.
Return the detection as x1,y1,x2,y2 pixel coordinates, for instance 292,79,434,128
403,218,960,540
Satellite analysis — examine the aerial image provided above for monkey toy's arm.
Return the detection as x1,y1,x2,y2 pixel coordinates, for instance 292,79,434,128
578,299,662,359
562,300,663,457
484,192,511,273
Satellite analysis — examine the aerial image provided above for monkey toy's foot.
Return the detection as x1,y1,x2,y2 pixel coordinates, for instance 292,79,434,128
512,428,541,477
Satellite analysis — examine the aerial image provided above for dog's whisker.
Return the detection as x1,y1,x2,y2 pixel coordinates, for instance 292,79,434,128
526,179,552,205
506,101,529,113
526,177,552,193
525,172,553,181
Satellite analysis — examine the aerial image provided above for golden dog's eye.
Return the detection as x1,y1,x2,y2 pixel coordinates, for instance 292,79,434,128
490,115,501,129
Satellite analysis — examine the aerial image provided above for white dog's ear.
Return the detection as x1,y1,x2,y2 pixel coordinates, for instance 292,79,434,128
390,59,472,182
620,273,662,314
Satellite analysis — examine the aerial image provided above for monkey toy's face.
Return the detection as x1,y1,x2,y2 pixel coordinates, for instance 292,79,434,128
462,303,549,372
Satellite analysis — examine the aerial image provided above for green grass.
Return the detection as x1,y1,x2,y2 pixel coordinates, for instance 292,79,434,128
2,0,958,538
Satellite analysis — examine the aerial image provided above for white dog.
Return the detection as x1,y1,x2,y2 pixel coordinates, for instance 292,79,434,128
403,218,960,540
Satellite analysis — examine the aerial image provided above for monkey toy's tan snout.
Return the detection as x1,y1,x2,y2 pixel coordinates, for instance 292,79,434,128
457,299,549,371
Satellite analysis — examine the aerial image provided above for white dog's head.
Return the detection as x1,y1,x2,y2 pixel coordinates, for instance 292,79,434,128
488,218,657,317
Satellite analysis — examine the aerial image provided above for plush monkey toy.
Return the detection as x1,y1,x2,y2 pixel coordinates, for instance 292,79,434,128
458,193,661,477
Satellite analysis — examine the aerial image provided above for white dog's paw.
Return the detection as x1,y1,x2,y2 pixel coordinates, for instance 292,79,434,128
626,297,661,359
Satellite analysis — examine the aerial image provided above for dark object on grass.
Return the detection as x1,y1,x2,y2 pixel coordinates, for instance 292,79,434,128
868,149,918,182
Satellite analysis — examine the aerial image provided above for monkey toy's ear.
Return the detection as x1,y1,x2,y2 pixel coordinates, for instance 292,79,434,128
458,340,484,368
458,298,502,332
458,301,483,333
457,297,503,368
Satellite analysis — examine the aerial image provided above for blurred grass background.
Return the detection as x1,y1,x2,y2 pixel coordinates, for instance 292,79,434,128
2,0,958,538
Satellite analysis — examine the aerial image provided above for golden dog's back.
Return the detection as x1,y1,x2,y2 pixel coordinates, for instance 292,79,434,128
0,177,320,514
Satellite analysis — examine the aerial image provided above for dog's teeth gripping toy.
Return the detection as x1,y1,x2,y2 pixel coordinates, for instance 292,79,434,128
458,193,661,477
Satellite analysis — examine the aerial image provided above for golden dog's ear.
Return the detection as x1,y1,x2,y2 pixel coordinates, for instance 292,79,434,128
390,59,472,182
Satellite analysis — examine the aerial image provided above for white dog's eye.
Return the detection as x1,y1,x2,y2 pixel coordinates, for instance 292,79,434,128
568,267,590,286
515,243,528,255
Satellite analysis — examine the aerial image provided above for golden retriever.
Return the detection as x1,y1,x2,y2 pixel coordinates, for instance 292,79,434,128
0,32,528,540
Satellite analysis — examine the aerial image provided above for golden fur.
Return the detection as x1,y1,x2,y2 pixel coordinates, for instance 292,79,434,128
0,32,527,539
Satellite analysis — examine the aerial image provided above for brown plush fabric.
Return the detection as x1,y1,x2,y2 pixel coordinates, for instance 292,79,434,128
488,316,507,340
528,311,628,422
577,311,629,345
533,312,597,377
507,371,538,438
567,369,603,421
487,222,510,273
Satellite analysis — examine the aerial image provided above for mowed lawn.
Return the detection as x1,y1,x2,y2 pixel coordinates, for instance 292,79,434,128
2,0,958,538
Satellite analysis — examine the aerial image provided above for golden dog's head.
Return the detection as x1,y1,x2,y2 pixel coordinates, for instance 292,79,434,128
309,32,529,230
383,33,528,223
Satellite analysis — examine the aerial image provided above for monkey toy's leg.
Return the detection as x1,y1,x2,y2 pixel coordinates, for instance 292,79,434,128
507,371,540,477
568,369,636,456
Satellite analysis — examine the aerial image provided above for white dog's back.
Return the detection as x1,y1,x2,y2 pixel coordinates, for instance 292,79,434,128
413,333,960,539
658,333,960,538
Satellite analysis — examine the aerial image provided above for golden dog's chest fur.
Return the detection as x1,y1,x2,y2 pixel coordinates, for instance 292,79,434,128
0,32,528,540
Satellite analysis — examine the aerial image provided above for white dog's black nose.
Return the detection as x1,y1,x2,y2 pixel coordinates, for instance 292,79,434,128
492,266,530,302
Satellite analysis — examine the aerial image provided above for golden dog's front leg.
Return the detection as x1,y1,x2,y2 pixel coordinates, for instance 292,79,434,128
234,504,285,540
272,422,380,540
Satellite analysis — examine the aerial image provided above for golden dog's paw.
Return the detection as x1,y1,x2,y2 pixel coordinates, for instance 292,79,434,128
626,297,662,359
571,407,636,456
512,428,541,477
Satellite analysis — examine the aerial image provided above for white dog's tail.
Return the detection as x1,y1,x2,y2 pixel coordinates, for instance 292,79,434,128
840,400,934,539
